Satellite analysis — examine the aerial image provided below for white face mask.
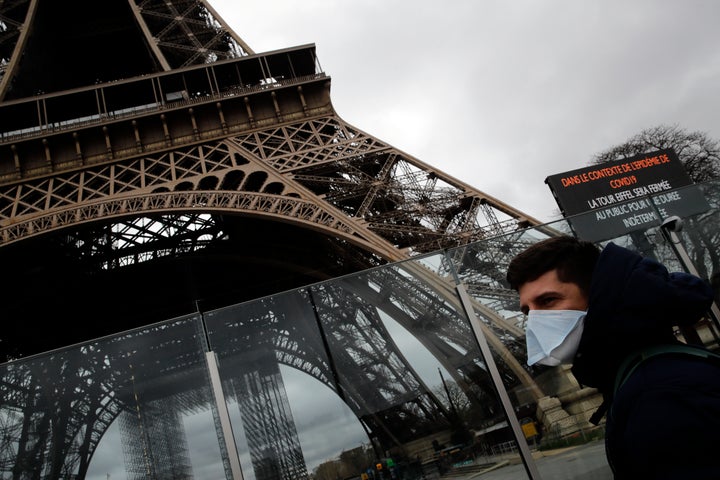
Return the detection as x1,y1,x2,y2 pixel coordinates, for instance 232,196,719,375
525,310,586,366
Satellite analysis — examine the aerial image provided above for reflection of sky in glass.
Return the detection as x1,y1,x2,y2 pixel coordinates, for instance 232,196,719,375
86,410,228,480
86,422,127,480
228,399,253,480
183,411,227,479
283,366,368,472
229,365,369,478
378,311,452,393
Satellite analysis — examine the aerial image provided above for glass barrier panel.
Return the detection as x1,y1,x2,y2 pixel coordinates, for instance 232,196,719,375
204,289,369,480
0,314,229,479
308,253,533,480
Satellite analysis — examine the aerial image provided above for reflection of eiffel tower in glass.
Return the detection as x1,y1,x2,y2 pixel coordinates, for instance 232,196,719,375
235,358,308,480
0,1,542,479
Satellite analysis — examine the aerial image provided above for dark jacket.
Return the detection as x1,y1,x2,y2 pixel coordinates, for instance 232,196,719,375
572,242,713,393
571,242,719,478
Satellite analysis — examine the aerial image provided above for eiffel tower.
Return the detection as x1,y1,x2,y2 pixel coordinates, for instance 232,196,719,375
0,2,547,479
0,0,539,358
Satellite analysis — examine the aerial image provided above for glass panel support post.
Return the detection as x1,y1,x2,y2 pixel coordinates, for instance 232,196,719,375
206,351,245,480
455,283,543,480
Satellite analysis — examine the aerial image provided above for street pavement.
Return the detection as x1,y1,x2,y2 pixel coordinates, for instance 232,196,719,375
454,440,612,480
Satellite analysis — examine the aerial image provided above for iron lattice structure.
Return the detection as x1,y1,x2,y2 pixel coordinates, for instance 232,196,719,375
0,1,540,353
0,1,549,479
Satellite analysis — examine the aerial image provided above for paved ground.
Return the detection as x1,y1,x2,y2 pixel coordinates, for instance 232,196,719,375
445,440,612,480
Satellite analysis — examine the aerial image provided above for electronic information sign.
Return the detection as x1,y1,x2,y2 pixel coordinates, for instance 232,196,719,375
545,149,710,242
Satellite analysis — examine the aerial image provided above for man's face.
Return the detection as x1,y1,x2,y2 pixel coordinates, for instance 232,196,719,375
518,269,589,315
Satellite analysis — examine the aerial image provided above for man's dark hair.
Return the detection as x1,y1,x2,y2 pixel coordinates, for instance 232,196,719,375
506,235,600,296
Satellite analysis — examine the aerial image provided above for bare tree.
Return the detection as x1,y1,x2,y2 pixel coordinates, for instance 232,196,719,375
592,124,720,183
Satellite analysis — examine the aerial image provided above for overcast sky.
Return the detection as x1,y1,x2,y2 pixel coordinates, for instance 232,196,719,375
210,0,720,224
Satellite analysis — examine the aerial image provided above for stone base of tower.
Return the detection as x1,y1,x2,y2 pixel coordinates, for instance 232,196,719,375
533,365,604,442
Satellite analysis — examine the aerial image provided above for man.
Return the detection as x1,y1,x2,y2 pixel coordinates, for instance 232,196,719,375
506,235,720,479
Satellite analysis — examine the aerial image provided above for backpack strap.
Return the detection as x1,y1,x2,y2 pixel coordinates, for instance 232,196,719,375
614,343,720,396
589,399,608,426
588,344,720,425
